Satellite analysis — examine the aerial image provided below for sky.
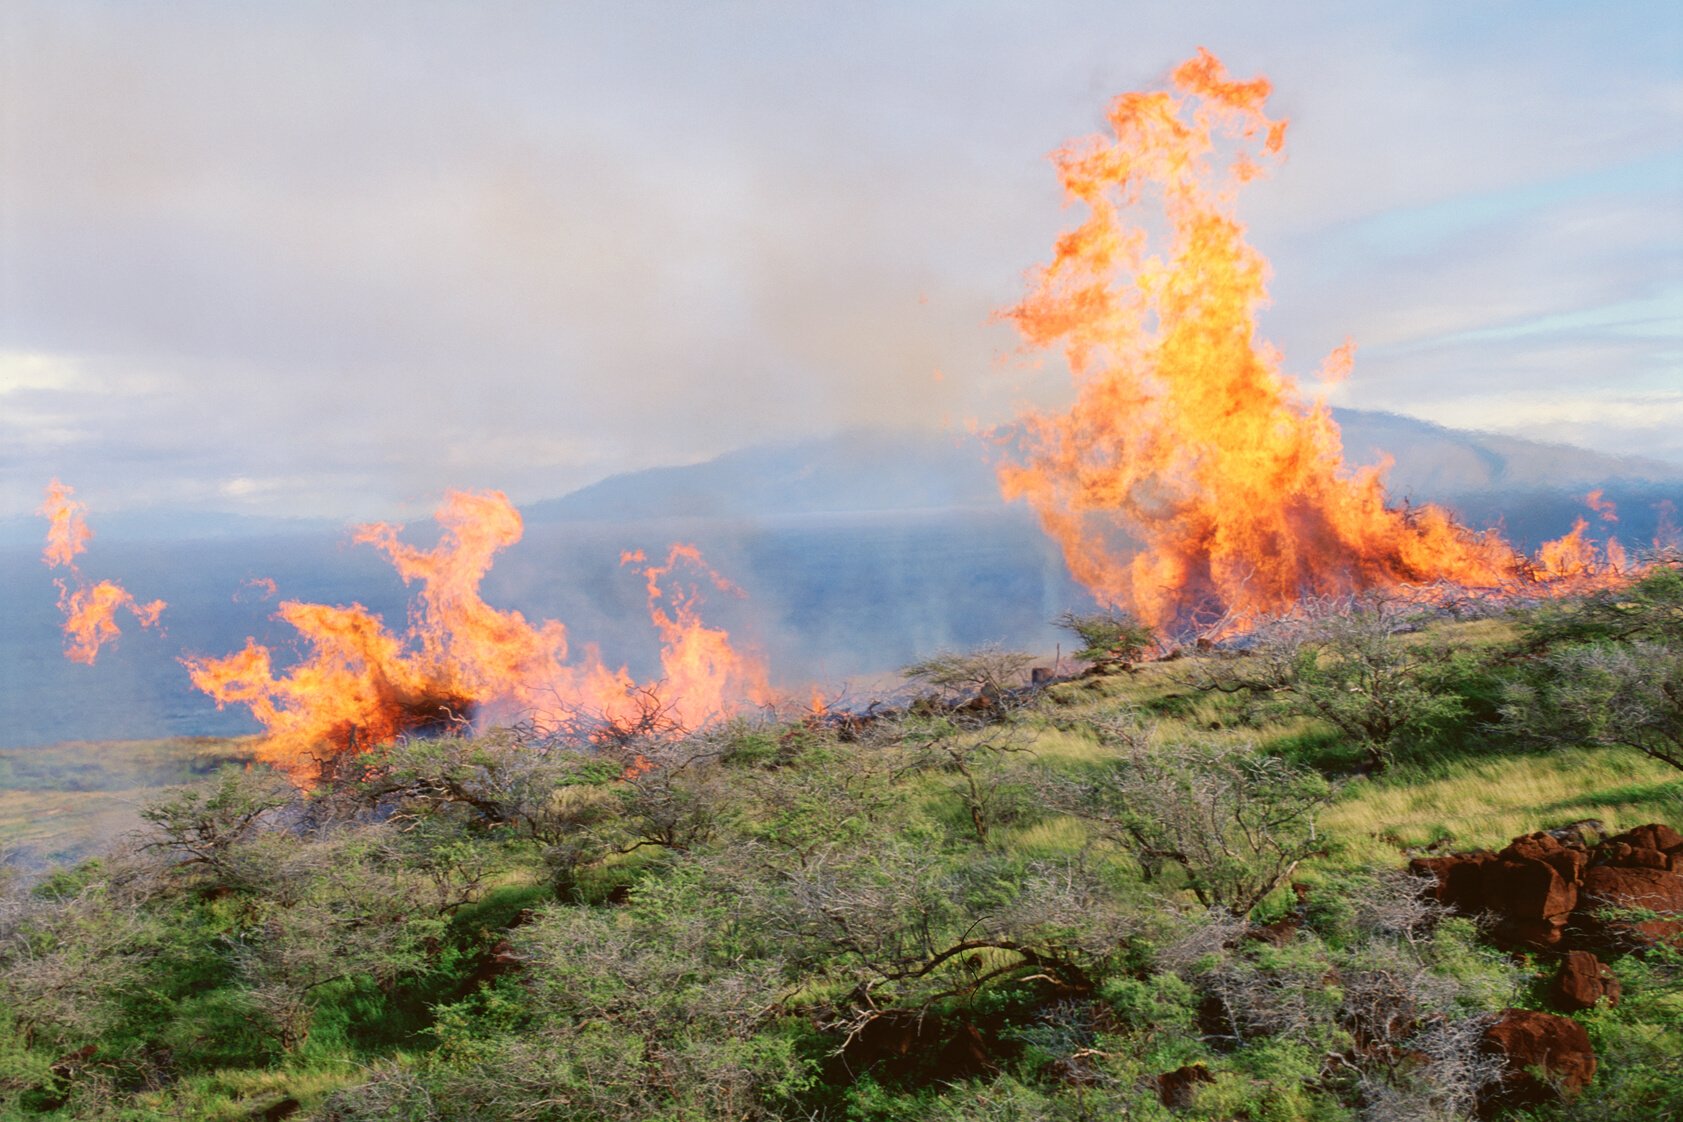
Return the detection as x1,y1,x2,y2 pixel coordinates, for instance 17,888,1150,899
2,0,1680,523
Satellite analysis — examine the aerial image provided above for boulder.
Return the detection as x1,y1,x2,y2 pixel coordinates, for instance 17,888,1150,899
1482,855,1578,921
1501,832,1589,883
1595,842,1669,870
1544,819,1605,847
1551,951,1620,1012
1414,823,1683,951
1605,823,1683,853
1479,855,1577,949
1410,851,1494,913
1576,865,1683,949
1479,1009,1596,1114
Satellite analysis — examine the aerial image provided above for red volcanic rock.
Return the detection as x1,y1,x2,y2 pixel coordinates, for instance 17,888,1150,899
1410,851,1494,913
1479,855,1577,949
1596,842,1670,870
1577,864,1683,948
1606,823,1683,853
1501,832,1589,883
1479,1009,1596,1114
1244,914,1301,946
1482,855,1578,920
1552,951,1620,1012
1414,823,1683,951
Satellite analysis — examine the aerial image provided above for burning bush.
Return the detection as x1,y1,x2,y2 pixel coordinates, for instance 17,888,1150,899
184,491,768,781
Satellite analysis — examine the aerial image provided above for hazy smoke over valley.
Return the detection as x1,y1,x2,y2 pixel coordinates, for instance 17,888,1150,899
4,418,1678,754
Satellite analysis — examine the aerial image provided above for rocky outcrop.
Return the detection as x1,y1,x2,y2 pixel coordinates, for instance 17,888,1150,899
1408,825,1683,1116
1578,864,1683,948
1478,1009,1596,1115
1552,950,1620,1012
1411,823,1683,952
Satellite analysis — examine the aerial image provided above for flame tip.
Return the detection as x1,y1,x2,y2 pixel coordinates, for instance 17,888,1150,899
1001,51,1635,637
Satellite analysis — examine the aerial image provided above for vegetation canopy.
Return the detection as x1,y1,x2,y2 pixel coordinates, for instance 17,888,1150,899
2,578,1681,1121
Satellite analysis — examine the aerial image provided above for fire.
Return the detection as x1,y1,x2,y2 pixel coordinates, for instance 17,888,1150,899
40,480,92,568
623,545,773,729
184,490,768,779
1586,490,1618,523
999,49,1624,634
37,480,166,664
236,576,280,602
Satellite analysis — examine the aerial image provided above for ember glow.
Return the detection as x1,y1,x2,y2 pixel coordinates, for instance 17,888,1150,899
1000,49,1625,635
37,480,166,664
184,490,768,779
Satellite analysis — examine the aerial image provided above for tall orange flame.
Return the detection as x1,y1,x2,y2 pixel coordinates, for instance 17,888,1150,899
624,544,773,729
37,480,166,664
1000,49,1620,634
184,490,767,779
40,479,92,568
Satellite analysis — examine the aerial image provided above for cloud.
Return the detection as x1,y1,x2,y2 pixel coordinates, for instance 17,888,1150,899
0,352,82,396
1415,390,1683,467
2,1,1680,519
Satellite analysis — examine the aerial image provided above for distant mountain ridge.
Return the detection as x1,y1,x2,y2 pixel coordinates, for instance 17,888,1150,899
1331,410,1681,498
3,409,1677,547
521,427,1003,523
523,409,1683,525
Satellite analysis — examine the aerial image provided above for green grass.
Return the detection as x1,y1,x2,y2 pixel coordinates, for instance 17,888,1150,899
1322,745,1683,862
1029,638,1683,876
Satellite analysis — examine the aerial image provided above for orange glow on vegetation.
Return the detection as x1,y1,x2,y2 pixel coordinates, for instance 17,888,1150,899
184,490,768,780
999,49,1627,635
37,480,166,664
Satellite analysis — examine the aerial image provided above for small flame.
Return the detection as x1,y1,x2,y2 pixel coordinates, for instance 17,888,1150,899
999,50,1626,635
1586,489,1618,523
236,576,279,602
38,480,165,664
185,490,768,780
39,480,92,568
1656,500,1680,550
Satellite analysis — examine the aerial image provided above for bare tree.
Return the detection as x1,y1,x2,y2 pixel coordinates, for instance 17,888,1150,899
1195,599,1465,771
1060,731,1331,917
893,712,1039,845
0,877,160,1050
1502,639,1683,771
136,765,297,889
903,645,1036,709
